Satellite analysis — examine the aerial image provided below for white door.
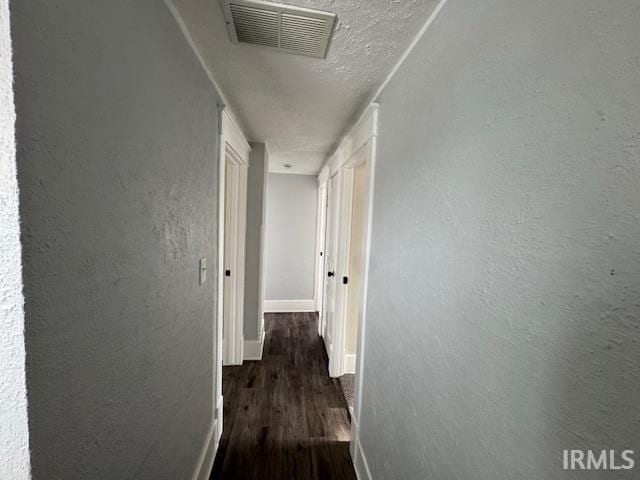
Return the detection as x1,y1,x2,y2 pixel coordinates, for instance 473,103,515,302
323,173,341,366
344,162,367,374
316,183,328,336
222,160,238,365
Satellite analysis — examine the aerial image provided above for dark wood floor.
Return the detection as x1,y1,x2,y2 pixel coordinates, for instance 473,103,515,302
210,312,356,480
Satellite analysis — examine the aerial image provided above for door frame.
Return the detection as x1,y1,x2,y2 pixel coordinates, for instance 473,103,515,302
321,104,379,470
318,103,378,381
321,172,343,374
222,145,248,367
326,168,352,377
216,105,251,406
314,182,328,336
338,142,373,376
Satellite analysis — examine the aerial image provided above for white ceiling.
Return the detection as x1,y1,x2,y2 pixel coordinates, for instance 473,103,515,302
171,0,440,174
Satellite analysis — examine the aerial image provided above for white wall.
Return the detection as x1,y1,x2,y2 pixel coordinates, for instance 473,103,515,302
12,1,221,478
0,1,30,478
357,0,640,479
265,173,318,309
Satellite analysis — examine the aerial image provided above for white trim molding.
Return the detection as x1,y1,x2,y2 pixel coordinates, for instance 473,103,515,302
314,182,329,324
353,435,373,480
344,353,356,374
318,163,330,186
320,103,379,379
324,104,379,177
221,108,251,160
328,168,353,377
350,417,373,480
264,299,315,312
191,419,219,480
243,330,265,361
220,106,250,369
216,395,224,444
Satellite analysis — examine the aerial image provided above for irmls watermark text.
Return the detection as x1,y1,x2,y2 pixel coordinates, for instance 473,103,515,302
563,450,635,470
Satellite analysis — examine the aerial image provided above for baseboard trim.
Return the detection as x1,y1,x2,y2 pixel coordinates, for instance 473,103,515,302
192,418,218,480
344,353,356,374
264,299,315,312
216,395,224,443
243,329,265,361
352,418,373,480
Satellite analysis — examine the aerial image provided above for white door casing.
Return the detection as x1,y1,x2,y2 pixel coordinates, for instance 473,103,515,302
318,104,378,387
217,107,250,390
343,159,368,374
222,160,237,365
222,147,247,367
322,173,341,366
315,183,328,336
330,167,354,378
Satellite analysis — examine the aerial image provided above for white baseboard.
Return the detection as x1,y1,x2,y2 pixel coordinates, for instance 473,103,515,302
344,353,356,374
264,299,315,312
351,417,373,480
243,330,265,361
216,395,223,443
192,418,218,480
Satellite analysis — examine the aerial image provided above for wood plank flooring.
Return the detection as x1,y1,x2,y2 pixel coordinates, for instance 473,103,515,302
210,312,356,480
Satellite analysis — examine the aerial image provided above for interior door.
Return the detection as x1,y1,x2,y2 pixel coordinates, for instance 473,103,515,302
317,183,328,337
222,160,238,365
322,173,340,360
344,162,367,371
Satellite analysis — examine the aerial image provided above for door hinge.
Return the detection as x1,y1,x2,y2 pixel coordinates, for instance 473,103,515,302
343,276,348,285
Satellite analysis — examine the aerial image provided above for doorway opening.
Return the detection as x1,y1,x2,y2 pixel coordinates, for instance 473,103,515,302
321,138,375,379
316,104,378,457
214,107,251,453
222,144,247,366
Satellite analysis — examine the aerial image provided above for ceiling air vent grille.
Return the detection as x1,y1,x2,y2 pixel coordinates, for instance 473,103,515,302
229,4,279,47
222,0,336,58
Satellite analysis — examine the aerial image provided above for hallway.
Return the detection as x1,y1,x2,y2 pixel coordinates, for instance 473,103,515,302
211,313,356,480
3,1,640,478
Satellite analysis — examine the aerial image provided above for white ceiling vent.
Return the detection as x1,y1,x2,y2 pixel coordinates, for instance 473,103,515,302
221,0,336,58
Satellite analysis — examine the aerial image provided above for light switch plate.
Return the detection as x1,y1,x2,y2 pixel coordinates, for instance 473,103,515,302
199,258,207,285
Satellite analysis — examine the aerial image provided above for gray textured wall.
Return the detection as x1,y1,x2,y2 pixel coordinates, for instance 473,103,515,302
12,1,220,478
244,143,268,341
265,173,318,301
358,0,640,478
0,0,30,477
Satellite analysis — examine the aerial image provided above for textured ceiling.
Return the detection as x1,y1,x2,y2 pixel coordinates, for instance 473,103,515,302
170,0,440,174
